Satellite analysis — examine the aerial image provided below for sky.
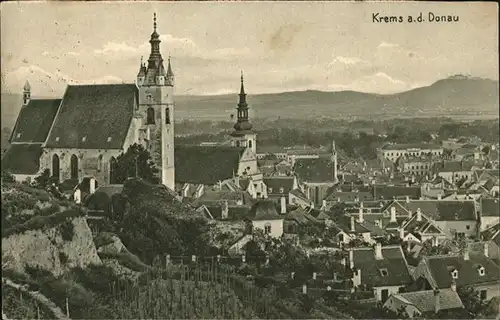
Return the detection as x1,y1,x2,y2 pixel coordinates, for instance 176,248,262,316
1,1,498,97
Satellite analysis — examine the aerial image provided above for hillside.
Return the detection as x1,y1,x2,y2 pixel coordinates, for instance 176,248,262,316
2,76,498,131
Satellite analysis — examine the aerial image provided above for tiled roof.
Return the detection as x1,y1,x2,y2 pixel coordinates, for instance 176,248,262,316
372,185,421,200
9,99,61,143
392,289,464,313
403,212,447,236
294,158,336,183
352,246,412,287
94,185,124,198
205,204,251,220
381,143,442,151
289,188,310,202
433,161,475,173
247,200,281,221
195,190,252,205
264,177,295,195
286,207,319,225
45,84,138,149
481,198,500,217
422,253,500,288
174,145,245,185
1,143,43,174
402,200,477,221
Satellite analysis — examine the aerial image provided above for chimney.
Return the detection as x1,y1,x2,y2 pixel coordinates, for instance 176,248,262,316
340,257,346,266
74,189,81,204
352,268,361,287
484,243,489,257
432,236,439,247
333,272,338,281
437,194,442,200
463,247,470,261
408,209,412,219
312,272,317,280
360,202,364,208
280,196,287,214
358,208,364,223
302,284,307,294
417,208,422,222
349,249,354,269
221,201,229,219
450,280,457,292
411,176,416,184
322,199,327,209
350,216,356,232
241,255,246,263
291,272,295,279
406,195,410,203
374,243,383,260
434,289,440,314
399,227,405,240
390,207,397,222
89,177,96,194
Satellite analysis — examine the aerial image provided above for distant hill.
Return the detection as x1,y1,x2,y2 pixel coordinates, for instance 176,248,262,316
2,76,498,130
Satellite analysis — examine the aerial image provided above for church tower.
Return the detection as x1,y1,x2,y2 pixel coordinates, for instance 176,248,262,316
23,81,31,106
137,13,175,190
230,72,257,155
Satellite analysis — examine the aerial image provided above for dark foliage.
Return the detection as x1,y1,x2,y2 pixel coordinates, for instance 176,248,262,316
114,143,160,184
59,220,75,241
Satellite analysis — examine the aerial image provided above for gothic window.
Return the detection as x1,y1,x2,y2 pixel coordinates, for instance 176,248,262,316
52,154,60,181
70,154,79,180
98,154,103,172
248,140,252,148
165,108,171,124
109,157,118,184
146,107,155,125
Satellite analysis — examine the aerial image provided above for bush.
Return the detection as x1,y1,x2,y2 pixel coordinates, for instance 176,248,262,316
59,252,69,264
59,220,74,241
1,170,15,182
3,209,85,238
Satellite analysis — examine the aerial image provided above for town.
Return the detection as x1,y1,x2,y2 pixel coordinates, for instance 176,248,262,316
2,9,499,320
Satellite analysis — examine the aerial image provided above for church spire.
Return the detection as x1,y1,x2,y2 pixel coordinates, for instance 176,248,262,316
23,80,31,106
233,72,252,132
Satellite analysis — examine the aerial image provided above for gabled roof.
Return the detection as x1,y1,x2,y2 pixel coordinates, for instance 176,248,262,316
372,185,421,200
286,207,319,225
256,145,286,154
264,177,295,195
421,253,500,288
247,200,281,221
401,200,477,221
294,158,336,183
1,143,43,174
289,188,310,203
433,160,475,173
194,190,252,206
481,198,500,217
45,84,138,149
390,289,464,313
9,99,61,143
403,212,447,236
174,145,245,185
352,245,412,287
381,143,442,151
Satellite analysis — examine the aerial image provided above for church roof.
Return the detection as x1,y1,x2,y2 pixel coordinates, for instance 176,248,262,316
45,84,138,149
9,99,61,143
1,143,43,174
174,145,245,185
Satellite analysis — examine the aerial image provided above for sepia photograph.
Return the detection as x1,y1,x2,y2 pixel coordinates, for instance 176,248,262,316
1,1,499,319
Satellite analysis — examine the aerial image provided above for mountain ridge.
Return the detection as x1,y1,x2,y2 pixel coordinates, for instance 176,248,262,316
2,76,498,129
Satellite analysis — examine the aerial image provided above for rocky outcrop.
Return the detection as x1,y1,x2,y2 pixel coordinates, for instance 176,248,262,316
2,217,101,277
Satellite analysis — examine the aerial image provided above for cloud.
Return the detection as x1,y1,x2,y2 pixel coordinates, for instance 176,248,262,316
328,56,370,67
344,72,412,94
2,64,124,95
378,42,400,49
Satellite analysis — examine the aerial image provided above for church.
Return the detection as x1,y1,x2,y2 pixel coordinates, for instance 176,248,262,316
2,13,266,198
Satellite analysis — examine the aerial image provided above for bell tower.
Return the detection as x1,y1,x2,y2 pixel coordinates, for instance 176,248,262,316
23,81,31,106
230,72,257,155
137,13,175,190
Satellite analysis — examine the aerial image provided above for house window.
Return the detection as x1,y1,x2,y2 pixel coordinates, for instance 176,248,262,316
480,290,487,300
478,266,485,276
466,225,470,230
52,154,60,181
70,154,79,180
338,234,344,242
264,223,271,234
165,107,171,124
146,107,155,124
268,188,273,193
379,268,389,277
279,187,285,194
451,270,459,279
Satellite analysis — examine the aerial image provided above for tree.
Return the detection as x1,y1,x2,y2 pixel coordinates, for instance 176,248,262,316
458,286,488,318
1,170,15,183
33,169,55,189
114,144,159,184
